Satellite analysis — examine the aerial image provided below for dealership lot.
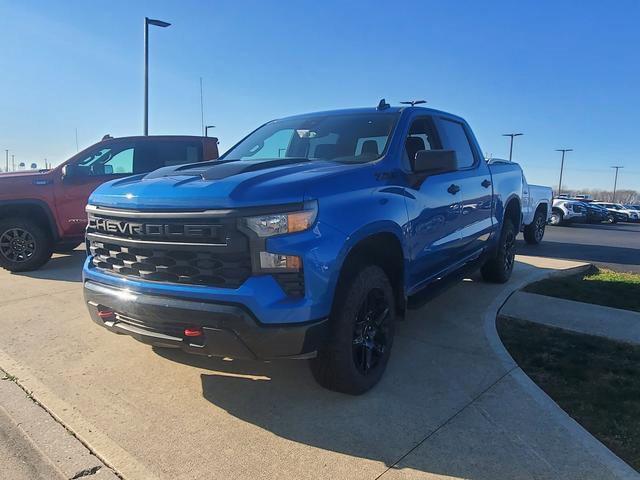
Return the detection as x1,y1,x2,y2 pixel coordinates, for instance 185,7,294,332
519,222,640,273
1,222,638,479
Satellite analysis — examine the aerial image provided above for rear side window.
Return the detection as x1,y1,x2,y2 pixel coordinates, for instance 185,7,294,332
439,119,475,168
136,141,203,172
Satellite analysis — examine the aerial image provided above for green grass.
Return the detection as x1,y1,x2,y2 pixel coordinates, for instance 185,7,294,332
524,267,640,312
497,316,640,471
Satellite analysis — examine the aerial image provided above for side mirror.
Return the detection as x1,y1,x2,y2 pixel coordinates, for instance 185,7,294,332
413,149,458,175
62,164,84,182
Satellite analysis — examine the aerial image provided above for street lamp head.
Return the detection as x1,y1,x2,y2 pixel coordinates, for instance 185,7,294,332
146,18,171,28
502,133,523,137
555,148,573,152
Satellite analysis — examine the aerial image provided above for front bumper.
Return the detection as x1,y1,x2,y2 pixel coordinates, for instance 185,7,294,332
84,280,328,360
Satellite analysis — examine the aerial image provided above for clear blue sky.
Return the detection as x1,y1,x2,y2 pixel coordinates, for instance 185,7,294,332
1,0,639,191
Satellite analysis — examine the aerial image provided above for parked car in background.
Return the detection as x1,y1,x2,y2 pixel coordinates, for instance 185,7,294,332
521,174,552,244
550,198,587,225
593,202,638,223
0,135,219,272
582,202,613,224
83,103,526,394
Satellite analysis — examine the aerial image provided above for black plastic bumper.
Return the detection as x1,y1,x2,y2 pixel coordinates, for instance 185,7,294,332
83,281,327,360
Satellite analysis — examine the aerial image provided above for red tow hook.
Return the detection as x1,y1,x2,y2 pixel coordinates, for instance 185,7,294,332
184,327,203,337
97,308,115,320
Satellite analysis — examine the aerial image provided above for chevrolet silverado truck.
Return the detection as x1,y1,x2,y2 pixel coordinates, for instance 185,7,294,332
0,135,218,272
83,103,524,394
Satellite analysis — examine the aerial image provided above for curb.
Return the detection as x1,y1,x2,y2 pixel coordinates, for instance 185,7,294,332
483,261,640,479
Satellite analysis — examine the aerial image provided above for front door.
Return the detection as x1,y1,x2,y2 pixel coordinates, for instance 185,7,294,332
53,141,138,238
402,116,466,293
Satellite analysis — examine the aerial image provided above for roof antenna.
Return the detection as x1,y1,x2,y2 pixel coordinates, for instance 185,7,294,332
376,98,390,111
400,100,426,106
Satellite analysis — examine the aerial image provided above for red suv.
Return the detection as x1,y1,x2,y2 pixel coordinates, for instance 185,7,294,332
0,135,219,272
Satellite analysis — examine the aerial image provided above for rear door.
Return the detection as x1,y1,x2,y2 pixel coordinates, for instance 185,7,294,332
436,117,494,259
135,139,203,172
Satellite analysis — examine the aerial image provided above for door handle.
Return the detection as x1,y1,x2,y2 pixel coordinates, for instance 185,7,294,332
447,184,460,195
481,179,492,188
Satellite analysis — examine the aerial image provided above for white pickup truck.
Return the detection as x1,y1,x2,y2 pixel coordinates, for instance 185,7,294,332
521,174,553,244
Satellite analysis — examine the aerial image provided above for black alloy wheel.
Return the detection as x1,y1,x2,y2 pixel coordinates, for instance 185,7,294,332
352,288,391,375
0,227,36,263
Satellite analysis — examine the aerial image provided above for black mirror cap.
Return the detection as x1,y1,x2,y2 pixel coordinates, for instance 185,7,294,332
413,149,458,174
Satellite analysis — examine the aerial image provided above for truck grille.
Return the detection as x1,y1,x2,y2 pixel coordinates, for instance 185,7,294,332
87,210,252,288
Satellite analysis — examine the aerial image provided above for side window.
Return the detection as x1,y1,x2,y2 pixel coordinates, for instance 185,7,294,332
104,148,134,174
133,141,203,173
405,117,440,170
439,119,475,168
76,144,135,176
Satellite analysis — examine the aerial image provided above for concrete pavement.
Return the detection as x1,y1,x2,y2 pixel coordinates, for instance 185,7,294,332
501,290,640,345
0,251,637,479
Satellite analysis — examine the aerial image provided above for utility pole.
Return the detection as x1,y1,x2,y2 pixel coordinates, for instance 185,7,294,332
200,77,205,136
611,166,624,202
144,17,171,135
502,133,523,161
555,148,573,196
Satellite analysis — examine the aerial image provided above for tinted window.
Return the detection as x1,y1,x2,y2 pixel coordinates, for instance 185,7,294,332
223,113,399,164
439,119,475,168
135,141,203,172
405,117,441,170
76,144,135,176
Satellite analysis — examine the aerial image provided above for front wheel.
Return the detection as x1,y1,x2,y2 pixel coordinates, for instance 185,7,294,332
523,210,546,244
549,210,563,226
0,218,53,272
310,265,395,395
481,219,516,284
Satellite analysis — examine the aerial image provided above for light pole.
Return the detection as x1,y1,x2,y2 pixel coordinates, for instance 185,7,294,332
144,17,171,136
555,148,573,196
611,166,624,202
205,125,216,137
502,133,523,161
11,154,15,172
4,150,8,173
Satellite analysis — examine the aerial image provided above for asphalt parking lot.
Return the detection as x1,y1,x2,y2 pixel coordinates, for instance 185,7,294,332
518,222,640,273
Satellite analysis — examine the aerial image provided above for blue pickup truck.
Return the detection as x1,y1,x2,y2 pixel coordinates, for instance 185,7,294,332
83,102,523,394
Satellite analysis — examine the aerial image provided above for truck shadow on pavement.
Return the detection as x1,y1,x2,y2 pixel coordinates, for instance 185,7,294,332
152,272,518,480
14,251,84,282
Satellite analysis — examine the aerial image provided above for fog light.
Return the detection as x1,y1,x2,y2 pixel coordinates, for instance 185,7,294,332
259,252,301,271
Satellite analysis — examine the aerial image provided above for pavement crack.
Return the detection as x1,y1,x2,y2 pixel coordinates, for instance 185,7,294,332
374,365,518,480
69,465,101,479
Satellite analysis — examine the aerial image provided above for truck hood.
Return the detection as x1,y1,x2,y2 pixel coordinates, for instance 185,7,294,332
89,158,351,210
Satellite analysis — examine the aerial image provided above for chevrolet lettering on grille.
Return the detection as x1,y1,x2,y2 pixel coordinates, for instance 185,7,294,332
89,217,219,239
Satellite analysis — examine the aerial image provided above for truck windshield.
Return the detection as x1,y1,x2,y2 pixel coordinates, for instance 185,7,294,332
222,112,399,164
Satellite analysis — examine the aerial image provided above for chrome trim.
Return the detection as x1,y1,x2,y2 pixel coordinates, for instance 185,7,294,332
87,232,227,248
86,204,234,218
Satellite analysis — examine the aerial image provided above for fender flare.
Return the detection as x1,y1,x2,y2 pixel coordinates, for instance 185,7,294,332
0,199,60,240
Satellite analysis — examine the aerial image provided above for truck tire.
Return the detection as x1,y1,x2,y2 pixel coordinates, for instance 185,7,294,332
310,264,395,395
54,241,82,253
549,210,563,226
481,219,516,284
523,209,546,244
0,218,53,272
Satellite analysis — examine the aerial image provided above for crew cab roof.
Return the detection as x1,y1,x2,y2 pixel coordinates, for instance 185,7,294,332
272,106,467,123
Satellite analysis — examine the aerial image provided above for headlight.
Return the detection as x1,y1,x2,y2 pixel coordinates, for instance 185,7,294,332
244,202,317,237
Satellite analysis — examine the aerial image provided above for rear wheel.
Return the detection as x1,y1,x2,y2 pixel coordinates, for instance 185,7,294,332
523,210,546,244
481,219,516,284
310,264,395,395
0,218,53,272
